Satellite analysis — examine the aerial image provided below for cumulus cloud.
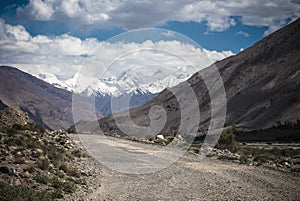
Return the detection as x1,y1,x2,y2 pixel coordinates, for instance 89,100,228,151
162,30,176,38
18,0,54,21
16,0,300,34
236,31,250,38
0,18,233,81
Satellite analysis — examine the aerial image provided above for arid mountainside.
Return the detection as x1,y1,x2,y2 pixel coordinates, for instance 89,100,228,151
0,66,102,130
94,18,300,136
0,107,97,200
0,100,7,110
0,107,32,129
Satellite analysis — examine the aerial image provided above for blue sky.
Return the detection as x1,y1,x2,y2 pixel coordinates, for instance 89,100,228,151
0,0,299,80
159,19,268,53
1,0,299,53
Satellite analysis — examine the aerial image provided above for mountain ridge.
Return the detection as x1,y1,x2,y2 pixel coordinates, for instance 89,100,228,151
0,66,102,130
93,18,300,137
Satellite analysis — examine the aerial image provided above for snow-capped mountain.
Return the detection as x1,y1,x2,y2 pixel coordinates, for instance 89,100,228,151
37,73,72,91
34,67,194,116
81,69,190,97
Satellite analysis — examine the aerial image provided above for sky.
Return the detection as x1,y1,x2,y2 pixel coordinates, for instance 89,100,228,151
0,0,299,80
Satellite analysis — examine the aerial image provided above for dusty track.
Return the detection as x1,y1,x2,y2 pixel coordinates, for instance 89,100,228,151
70,134,300,200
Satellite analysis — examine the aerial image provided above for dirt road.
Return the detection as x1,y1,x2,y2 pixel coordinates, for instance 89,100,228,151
70,134,300,200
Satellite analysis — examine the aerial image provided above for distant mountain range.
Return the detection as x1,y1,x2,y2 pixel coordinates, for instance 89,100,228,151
35,63,195,116
0,66,102,130
92,18,300,136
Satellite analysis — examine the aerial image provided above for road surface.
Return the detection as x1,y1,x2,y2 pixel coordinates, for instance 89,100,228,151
70,134,300,200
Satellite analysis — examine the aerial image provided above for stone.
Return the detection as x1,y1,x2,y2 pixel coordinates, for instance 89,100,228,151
0,166,10,174
14,179,21,186
9,146,17,151
23,171,31,178
36,148,43,154
156,135,165,140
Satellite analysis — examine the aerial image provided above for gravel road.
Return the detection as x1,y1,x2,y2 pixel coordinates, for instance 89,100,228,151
69,134,300,200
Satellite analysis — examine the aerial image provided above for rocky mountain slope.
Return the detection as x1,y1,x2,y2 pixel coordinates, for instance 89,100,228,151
0,107,98,200
0,100,7,110
95,18,300,137
0,66,102,130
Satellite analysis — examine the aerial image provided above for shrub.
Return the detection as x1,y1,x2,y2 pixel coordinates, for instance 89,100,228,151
59,163,80,177
25,165,35,173
71,149,83,158
12,124,28,131
239,155,250,164
30,124,46,133
47,148,65,161
216,130,239,152
35,175,50,185
52,189,64,199
12,138,24,146
188,144,201,154
71,178,86,185
254,155,269,165
217,155,237,160
237,146,300,167
291,167,300,172
37,158,50,170
59,163,68,172
61,181,76,193
27,141,38,149
14,157,25,164
51,177,76,194
6,128,18,136
153,138,167,145
0,182,52,201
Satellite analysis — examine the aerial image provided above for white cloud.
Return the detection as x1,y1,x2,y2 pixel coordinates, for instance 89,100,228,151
205,16,236,32
0,19,233,81
236,31,250,38
18,0,54,20
162,30,176,38
16,0,300,34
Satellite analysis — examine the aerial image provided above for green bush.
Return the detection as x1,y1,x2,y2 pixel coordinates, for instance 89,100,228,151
254,155,269,165
59,163,80,177
25,165,35,173
216,130,239,152
6,128,18,136
239,155,250,164
52,189,64,199
188,144,201,154
14,157,25,164
0,182,52,201
37,158,50,170
12,124,28,131
26,140,40,149
29,123,46,133
35,175,50,185
51,177,76,194
217,155,237,160
237,147,300,167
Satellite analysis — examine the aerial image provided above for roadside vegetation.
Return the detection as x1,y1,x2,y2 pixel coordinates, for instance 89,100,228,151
216,130,239,152
185,129,300,172
237,146,300,171
0,108,87,200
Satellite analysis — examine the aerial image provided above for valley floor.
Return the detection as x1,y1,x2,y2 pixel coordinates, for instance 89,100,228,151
68,134,300,200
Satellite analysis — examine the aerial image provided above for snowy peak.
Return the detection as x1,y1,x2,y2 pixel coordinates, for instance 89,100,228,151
34,66,195,98
36,73,72,91
80,68,191,97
